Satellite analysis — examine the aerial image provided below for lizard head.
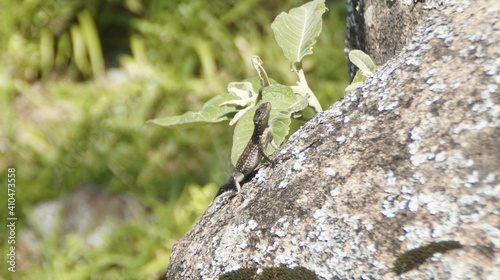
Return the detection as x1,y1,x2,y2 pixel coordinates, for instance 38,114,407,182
253,102,271,125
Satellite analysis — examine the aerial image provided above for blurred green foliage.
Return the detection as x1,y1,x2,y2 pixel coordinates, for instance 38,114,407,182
0,0,348,279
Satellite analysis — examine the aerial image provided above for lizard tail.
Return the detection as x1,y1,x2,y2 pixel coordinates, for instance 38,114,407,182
215,176,236,198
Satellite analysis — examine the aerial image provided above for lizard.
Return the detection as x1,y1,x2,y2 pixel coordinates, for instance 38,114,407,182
215,102,277,197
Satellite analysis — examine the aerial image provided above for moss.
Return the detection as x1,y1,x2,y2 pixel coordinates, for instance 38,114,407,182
219,266,319,280
393,240,463,275
219,267,257,280
261,266,319,280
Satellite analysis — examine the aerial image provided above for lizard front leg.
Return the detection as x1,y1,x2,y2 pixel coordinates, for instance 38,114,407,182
259,127,276,165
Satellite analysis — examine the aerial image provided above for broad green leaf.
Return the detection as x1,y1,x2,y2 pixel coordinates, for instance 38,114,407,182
348,50,376,76
345,51,380,92
147,92,239,128
345,82,364,93
230,84,308,165
345,70,366,92
271,0,327,71
220,81,259,125
245,77,266,92
220,81,258,107
148,77,270,129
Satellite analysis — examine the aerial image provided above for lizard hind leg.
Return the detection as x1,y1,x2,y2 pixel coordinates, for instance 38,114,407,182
233,172,245,192
215,175,237,198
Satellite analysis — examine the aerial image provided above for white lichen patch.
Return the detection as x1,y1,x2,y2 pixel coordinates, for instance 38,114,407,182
300,201,383,279
377,91,399,111
277,180,288,189
453,119,490,134
410,152,434,167
408,142,420,155
292,151,307,171
481,223,500,248
413,172,427,184
424,92,443,106
248,219,258,230
432,150,474,170
406,56,422,66
386,170,397,186
213,218,267,272
270,217,289,238
330,187,341,196
435,151,447,162
411,114,439,141
336,134,347,143
325,167,338,177
381,194,410,218
400,225,432,248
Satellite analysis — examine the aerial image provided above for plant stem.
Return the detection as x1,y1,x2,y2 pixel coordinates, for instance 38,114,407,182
297,69,323,112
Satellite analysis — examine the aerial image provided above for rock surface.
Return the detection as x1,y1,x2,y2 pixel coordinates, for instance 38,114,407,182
347,0,430,78
166,0,500,279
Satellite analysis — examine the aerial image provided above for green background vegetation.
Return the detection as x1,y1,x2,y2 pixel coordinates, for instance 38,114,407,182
0,0,348,279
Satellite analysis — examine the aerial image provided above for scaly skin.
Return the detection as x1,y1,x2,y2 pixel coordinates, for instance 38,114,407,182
215,102,276,197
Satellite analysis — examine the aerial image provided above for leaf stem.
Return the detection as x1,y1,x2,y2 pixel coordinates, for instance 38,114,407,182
297,69,323,112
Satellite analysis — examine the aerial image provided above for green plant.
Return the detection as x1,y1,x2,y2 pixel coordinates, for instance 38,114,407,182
148,0,329,165
345,50,379,92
